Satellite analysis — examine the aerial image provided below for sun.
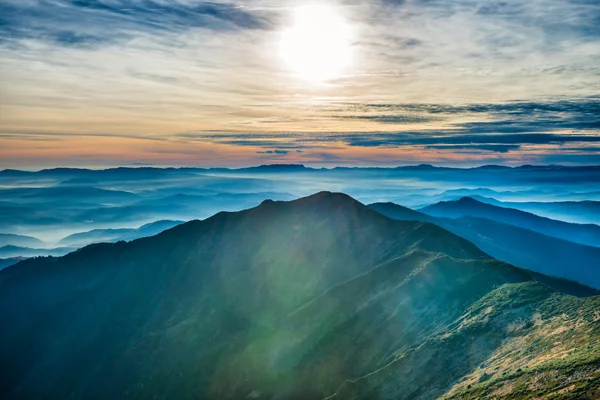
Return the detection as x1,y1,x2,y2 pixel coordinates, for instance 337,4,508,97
279,5,354,83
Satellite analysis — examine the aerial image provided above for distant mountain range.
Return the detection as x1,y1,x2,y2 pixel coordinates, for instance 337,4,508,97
420,197,600,248
58,220,184,247
0,234,44,248
0,186,138,205
2,165,599,239
470,196,600,224
1,192,598,400
3,164,600,176
0,245,73,259
0,221,185,259
370,202,600,289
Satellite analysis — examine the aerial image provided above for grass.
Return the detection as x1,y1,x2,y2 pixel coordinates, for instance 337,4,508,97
440,284,600,400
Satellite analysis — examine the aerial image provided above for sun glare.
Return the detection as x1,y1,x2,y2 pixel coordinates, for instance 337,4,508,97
279,5,353,83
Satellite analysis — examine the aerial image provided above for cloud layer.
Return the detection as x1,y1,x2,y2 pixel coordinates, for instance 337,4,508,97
0,0,599,167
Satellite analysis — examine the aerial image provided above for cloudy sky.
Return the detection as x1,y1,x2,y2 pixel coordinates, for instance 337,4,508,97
0,0,599,168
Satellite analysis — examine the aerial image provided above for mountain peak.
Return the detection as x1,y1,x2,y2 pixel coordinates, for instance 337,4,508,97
3,190,597,400
291,191,364,208
456,196,485,204
259,198,277,207
239,164,309,173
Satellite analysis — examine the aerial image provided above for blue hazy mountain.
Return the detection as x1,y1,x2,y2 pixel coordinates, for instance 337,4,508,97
0,245,73,259
2,165,600,241
0,186,139,205
0,193,597,400
420,197,600,248
58,220,184,247
370,202,600,289
368,202,436,223
0,234,44,248
133,192,295,209
470,196,600,225
438,188,600,203
0,257,26,271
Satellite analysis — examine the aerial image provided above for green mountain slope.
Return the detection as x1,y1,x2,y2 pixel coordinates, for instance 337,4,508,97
329,282,600,400
0,193,597,400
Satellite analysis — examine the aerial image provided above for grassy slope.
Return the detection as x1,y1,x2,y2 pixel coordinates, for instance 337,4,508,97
441,285,600,400
327,282,600,400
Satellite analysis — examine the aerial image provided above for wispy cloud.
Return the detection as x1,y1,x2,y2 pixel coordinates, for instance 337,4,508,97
0,0,599,167
179,130,600,148
1,1,270,42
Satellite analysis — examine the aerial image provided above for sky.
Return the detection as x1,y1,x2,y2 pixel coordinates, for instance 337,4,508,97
0,0,599,168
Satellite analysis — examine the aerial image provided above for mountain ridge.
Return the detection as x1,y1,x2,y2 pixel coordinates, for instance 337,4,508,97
370,201,600,290
420,196,600,248
3,164,600,175
1,192,598,400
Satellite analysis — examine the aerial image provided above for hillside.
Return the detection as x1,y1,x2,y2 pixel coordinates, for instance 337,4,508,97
370,202,600,289
0,193,597,400
420,197,600,248
329,282,600,400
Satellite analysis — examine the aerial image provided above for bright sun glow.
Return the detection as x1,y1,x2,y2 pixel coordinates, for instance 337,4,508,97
279,5,353,83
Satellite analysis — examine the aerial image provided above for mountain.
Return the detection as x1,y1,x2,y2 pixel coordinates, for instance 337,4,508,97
58,220,184,247
420,197,600,248
446,217,600,290
471,197,600,225
132,192,296,213
0,257,26,271
328,281,600,400
0,192,598,400
235,164,311,173
0,245,73,259
369,202,436,223
0,233,44,248
370,202,600,289
0,186,139,205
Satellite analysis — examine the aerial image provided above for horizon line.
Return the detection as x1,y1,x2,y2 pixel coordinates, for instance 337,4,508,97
2,163,600,174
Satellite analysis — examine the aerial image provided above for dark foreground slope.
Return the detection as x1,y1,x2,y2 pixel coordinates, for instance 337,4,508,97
0,193,598,400
370,202,600,290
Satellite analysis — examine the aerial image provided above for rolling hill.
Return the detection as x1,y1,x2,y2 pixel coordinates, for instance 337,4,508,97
420,197,600,248
1,193,598,400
